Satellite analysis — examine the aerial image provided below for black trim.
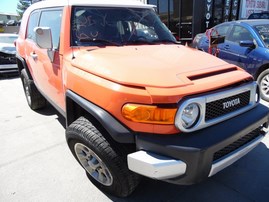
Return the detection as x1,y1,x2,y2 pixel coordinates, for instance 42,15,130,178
16,54,32,79
66,90,135,143
135,103,269,185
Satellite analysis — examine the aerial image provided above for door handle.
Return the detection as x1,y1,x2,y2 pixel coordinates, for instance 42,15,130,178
30,52,38,60
224,45,230,50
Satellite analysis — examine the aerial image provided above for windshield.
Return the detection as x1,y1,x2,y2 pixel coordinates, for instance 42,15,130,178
0,35,17,44
254,24,269,47
71,7,176,46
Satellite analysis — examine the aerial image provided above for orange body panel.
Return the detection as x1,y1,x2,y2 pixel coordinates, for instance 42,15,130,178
16,3,252,134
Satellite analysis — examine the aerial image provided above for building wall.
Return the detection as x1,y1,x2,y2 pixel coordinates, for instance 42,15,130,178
239,0,269,19
0,26,19,34
0,13,19,24
0,13,20,33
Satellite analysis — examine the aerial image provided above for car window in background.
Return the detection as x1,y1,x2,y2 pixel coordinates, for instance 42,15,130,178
0,36,17,43
39,9,63,49
255,24,269,47
248,13,269,19
215,24,230,36
227,25,253,43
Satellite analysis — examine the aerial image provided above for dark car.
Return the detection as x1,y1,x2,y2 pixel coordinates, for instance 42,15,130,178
0,33,18,76
193,19,269,101
248,12,269,19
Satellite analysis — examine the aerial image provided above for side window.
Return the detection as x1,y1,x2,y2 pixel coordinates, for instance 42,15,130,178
39,9,63,49
215,24,230,36
227,26,253,43
27,11,39,41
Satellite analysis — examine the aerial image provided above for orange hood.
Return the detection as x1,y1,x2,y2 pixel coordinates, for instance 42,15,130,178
71,44,234,88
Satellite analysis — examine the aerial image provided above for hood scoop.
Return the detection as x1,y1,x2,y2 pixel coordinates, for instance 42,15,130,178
187,67,238,81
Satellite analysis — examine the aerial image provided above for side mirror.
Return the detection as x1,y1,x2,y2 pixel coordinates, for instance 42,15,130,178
239,40,255,49
210,35,225,45
34,27,53,49
34,27,55,62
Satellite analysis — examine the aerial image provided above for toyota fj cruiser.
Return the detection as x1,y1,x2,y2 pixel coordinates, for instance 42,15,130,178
16,0,269,197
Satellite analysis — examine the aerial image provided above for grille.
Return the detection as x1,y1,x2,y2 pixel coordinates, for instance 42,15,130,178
205,91,250,121
213,128,261,161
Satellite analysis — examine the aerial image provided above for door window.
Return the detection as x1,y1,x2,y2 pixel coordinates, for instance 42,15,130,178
39,9,63,49
227,26,253,43
27,11,39,41
214,24,231,36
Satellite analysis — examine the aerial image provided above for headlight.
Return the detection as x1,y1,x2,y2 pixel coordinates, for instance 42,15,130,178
181,103,200,129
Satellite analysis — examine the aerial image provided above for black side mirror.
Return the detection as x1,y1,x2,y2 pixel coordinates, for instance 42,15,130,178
210,35,225,45
239,40,255,49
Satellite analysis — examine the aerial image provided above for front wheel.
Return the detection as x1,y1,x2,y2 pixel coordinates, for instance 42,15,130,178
257,69,269,102
66,116,141,197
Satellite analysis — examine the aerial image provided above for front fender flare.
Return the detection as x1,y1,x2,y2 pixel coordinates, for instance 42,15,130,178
66,90,135,144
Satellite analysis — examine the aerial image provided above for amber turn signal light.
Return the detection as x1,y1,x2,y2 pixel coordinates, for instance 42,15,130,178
122,104,177,124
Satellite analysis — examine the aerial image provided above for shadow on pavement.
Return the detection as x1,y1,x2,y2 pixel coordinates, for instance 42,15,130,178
36,103,66,129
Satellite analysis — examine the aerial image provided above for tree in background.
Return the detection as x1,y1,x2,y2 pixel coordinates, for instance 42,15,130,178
17,0,32,18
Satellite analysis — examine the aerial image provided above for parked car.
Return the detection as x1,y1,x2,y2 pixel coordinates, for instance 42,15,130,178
0,33,18,76
16,0,269,197
193,20,269,101
248,12,269,19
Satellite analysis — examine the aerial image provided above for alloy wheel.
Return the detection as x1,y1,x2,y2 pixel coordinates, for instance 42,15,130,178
74,143,113,186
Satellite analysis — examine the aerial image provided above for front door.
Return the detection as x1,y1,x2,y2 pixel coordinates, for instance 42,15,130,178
25,8,64,112
218,25,257,71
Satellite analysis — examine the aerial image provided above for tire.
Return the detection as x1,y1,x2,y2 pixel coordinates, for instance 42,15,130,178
257,69,269,102
66,116,141,197
20,69,46,110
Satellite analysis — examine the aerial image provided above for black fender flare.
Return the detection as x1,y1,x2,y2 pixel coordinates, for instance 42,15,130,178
66,90,135,144
16,54,33,79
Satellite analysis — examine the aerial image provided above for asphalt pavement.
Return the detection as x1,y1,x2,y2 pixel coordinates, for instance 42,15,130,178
1,75,269,202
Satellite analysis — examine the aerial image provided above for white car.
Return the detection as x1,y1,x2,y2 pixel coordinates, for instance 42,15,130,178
0,33,18,76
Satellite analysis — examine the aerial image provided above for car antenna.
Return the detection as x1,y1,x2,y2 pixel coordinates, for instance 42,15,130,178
68,0,75,60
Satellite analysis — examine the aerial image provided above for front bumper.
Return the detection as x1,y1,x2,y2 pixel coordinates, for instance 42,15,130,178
0,64,18,76
128,103,269,185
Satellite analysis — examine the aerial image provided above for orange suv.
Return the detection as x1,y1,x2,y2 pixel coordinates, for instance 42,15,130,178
16,0,269,197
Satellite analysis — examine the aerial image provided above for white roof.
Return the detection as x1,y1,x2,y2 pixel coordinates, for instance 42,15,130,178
28,0,153,10
22,0,155,24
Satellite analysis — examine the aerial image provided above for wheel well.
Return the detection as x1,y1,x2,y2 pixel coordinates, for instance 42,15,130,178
66,96,136,148
16,58,24,74
66,96,108,137
65,92,135,144
16,56,33,79
66,96,88,126
254,64,269,80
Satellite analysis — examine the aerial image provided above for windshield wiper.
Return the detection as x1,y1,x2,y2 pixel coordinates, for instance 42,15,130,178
124,40,155,45
124,39,177,45
79,38,121,46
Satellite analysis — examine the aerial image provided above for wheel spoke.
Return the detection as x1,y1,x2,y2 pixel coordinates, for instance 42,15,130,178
74,143,113,186
87,156,100,170
264,88,269,95
97,170,106,183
